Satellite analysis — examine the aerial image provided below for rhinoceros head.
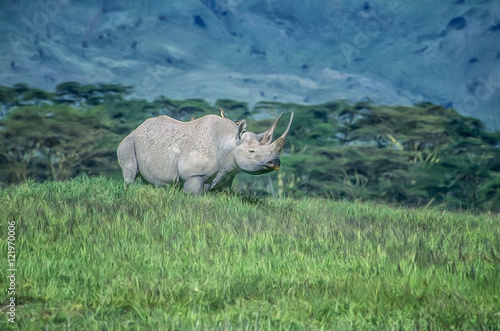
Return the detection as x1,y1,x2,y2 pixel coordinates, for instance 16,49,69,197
233,112,294,174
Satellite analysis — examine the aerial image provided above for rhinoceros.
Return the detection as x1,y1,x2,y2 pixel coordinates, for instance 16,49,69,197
117,112,294,194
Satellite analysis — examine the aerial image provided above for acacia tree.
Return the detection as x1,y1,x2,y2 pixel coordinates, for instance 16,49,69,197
0,105,119,182
253,101,500,210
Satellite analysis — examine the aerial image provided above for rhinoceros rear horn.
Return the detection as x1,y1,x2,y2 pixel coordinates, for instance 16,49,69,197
259,112,283,145
272,112,294,152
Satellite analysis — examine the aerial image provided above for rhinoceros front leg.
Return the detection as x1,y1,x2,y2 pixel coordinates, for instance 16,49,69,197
208,170,228,190
208,168,236,191
183,176,205,194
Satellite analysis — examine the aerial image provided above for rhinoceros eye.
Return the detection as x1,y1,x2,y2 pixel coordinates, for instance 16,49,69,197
249,150,255,153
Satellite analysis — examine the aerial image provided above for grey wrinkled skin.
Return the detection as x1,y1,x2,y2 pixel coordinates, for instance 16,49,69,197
117,112,294,194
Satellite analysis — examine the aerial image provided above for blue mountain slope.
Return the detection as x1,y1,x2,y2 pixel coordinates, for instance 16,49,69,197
1,0,499,128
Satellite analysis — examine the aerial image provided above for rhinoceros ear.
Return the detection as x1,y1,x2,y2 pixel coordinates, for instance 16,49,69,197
235,120,247,144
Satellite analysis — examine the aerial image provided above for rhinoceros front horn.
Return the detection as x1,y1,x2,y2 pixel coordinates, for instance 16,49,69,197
272,112,294,152
258,112,283,145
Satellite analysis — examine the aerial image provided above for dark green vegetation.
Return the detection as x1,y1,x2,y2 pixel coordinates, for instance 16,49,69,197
1,82,499,211
0,177,499,329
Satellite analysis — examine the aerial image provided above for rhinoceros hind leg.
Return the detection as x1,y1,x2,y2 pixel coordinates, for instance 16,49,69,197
183,176,204,195
117,136,138,187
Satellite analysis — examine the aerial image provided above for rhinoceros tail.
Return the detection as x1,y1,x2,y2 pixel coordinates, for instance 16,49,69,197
117,136,138,187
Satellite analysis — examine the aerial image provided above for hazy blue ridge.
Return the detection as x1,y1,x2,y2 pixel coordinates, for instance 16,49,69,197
1,0,499,128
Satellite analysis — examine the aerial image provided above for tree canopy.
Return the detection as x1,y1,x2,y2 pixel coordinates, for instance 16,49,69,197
1,83,498,211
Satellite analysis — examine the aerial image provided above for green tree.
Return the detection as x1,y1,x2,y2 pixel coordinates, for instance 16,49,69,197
0,105,119,182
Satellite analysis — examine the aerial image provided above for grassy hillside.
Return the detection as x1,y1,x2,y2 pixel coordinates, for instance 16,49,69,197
1,177,499,329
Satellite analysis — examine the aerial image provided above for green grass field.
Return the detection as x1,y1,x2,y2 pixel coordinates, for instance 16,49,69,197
1,177,499,330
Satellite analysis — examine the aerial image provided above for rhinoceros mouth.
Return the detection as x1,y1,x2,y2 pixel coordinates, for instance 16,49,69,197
266,159,280,171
